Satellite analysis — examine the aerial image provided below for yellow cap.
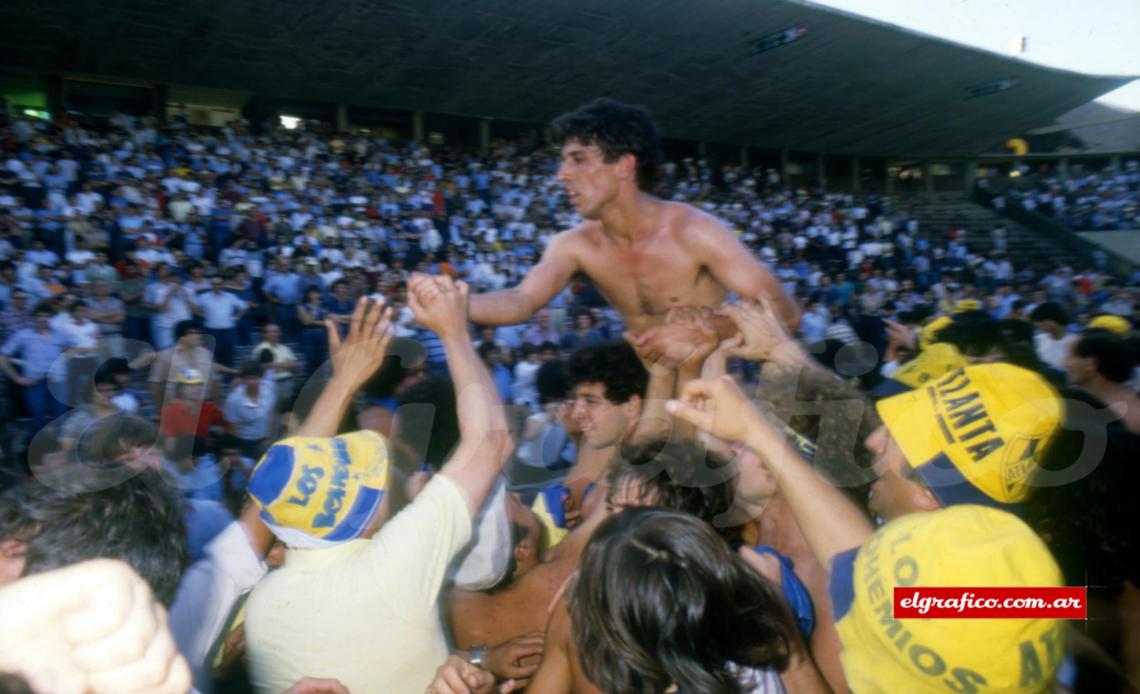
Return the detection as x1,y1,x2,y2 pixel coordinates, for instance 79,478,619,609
875,343,970,397
952,299,982,314
875,364,1061,508
248,431,390,547
919,316,954,350
832,505,1064,693
1088,314,1131,335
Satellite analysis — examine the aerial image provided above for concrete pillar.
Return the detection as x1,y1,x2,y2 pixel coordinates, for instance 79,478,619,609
964,159,976,191
480,118,492,154
922,160,934,195
335,104,349,132
779,149,790,185
412,111,424,144
816,152,826,188
740,146,749,168
852,156,862,193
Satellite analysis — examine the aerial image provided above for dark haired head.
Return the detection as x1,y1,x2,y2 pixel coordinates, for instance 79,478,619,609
1073,329,1140,384
933,312,1001,359
536,359,570,405
240,361,264,378
608,439,738,544
0,467,187,606
92,367,119,390
552,98,662,191
174,319,200,341
1027,393,1140,590
75,415,160,470
1030,301,1068,326
567,341,648,404
569,508,791,694
392,375,459,472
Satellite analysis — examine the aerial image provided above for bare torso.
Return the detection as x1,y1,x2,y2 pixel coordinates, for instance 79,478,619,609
563,201,728,334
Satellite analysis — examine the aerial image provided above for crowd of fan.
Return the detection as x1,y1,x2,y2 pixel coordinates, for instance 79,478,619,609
984,161,1140,231
0,110,1139,694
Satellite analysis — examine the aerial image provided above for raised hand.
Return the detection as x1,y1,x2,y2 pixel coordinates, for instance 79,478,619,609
669,307,720,373
426,655,497,694
718,297,795,362
666,375,768,445
408,273,470,339
624,321,715,370
327,297,394,384
0,559,191,694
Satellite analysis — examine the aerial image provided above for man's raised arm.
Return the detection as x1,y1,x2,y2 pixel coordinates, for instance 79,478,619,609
667,376,873,567
408,273,514,516
467,235,578,326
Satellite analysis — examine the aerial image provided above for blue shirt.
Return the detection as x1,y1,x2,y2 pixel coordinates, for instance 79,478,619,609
491,364,513,403
2,327,71,381
197,290,247,330
263,273,303,305
415,328,448,375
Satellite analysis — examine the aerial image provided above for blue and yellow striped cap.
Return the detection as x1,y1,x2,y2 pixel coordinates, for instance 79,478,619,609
248,430,390,548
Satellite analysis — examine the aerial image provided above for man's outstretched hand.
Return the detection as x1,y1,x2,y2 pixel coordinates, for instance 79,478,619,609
625,306,718,370
666,375,770,445
409,273,470,339
717,297,796,363
327,296,395,385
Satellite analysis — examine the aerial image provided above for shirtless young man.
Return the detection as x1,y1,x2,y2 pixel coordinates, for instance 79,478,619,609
467,98,799,366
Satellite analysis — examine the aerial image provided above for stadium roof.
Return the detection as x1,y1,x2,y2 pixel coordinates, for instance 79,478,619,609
1,0,1132,158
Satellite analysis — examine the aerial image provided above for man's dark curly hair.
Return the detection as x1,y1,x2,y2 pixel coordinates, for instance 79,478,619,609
609,438,741,547
0,467,187,607
552,98,662,191
566,341,648,404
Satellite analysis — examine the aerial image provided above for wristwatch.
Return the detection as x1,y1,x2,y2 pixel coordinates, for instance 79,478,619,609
467,645,487,667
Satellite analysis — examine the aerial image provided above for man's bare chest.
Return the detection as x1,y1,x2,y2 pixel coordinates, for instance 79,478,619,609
578,241,707,315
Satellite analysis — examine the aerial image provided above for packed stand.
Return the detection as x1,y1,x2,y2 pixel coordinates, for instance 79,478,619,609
982,161,1140,231
0,106,1138,694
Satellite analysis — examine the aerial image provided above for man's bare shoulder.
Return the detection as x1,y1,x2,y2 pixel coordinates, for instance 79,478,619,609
548,222,600,251
660,200,734,236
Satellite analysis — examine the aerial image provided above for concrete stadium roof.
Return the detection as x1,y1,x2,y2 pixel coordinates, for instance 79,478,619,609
2,0,1132,158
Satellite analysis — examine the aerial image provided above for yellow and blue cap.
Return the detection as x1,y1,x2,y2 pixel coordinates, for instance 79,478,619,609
248,430,390,548
875,363,1061,511
829,505,1064,694
873,343,969,398
531,484,571,550
176,368,205,385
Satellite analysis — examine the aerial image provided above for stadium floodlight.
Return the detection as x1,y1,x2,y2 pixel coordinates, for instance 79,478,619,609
280,115,302,130
749,24,807,56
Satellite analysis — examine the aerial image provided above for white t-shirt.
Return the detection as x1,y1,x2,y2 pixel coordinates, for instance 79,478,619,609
1034,332,1076,372
53,315,100,349
154,284,193,328
245,475,472,693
